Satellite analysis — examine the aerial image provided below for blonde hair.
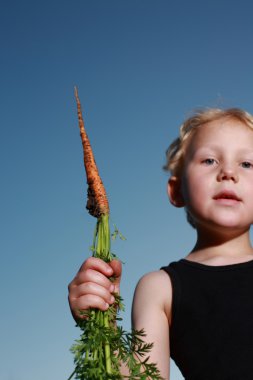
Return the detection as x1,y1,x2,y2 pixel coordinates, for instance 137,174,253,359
164,108,253,176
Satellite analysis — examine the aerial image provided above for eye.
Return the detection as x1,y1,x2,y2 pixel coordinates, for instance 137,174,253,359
241,161,253,169
202,158,216,166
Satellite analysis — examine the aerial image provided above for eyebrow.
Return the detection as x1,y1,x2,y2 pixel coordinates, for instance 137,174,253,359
189,146,253,159
195,145,253,154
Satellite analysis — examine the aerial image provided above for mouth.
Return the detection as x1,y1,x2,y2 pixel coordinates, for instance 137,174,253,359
213,191,241,203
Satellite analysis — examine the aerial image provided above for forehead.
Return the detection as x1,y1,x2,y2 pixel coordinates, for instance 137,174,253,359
187,118,253,152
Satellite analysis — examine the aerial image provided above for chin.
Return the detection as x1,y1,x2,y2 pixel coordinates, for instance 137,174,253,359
209,222,250,236
195,216,249,233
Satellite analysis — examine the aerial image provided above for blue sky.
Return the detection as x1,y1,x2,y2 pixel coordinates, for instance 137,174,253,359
1,1,253,379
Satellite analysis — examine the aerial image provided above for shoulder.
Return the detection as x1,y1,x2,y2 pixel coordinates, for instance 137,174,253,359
131,271,172,378
132,270,173,325
134,270,172,294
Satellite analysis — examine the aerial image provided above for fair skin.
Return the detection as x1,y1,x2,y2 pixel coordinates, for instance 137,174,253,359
169,117,253,265
68,117,253,379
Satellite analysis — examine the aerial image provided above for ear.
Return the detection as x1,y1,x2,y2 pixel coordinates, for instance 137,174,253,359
167,176,185,207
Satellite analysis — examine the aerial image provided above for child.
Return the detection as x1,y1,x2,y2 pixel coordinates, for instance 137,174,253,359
68,108,253,380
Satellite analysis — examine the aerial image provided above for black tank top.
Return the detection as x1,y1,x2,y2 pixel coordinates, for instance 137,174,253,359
162,259,253,380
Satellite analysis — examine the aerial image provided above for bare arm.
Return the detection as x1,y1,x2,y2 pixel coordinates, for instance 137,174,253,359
131,270,172,380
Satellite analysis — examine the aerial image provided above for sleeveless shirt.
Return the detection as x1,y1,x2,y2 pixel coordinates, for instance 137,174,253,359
161,259,253,380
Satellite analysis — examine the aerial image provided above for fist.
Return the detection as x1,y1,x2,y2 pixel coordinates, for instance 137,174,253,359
68,257,122,320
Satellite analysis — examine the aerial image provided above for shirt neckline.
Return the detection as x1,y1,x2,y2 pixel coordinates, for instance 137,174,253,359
180,258,253,271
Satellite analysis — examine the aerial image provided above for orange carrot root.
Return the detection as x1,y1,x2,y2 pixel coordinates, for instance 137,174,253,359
74,86,110,217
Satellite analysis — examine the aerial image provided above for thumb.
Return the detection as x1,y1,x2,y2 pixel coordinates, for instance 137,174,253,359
109,259,122,293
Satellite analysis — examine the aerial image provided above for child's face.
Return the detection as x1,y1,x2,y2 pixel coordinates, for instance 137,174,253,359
173,118,253,233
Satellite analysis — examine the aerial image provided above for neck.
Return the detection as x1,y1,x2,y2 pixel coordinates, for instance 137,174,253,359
189,227,253,262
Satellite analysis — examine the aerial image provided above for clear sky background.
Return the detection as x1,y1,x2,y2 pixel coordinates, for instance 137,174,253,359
1,1,253,379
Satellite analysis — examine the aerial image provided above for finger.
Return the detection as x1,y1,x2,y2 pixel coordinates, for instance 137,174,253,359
70,282,115,305
68,256,113,289
109,260,122,293
71,268,114,291
80,257,113,276
69,294,111,318
109,259,122,279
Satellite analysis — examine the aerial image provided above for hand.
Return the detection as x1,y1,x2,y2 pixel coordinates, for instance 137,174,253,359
68,257,122,321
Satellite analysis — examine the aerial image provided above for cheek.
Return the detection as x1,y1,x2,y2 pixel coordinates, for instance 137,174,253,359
182,175,208,208
244,189,253,208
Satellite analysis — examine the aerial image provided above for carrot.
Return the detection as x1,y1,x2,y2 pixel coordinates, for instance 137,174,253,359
74,87,113,376
69,88,163,380
74,86,109,218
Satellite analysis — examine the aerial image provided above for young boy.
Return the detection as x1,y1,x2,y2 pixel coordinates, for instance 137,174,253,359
68,108,253,379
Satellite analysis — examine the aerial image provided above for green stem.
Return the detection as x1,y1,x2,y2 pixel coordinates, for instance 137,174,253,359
85,347,89,362
104,312,112,374
67,369,76,380
91,215,114,375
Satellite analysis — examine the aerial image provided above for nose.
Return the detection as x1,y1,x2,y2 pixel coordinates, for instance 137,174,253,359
217,165,239,183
